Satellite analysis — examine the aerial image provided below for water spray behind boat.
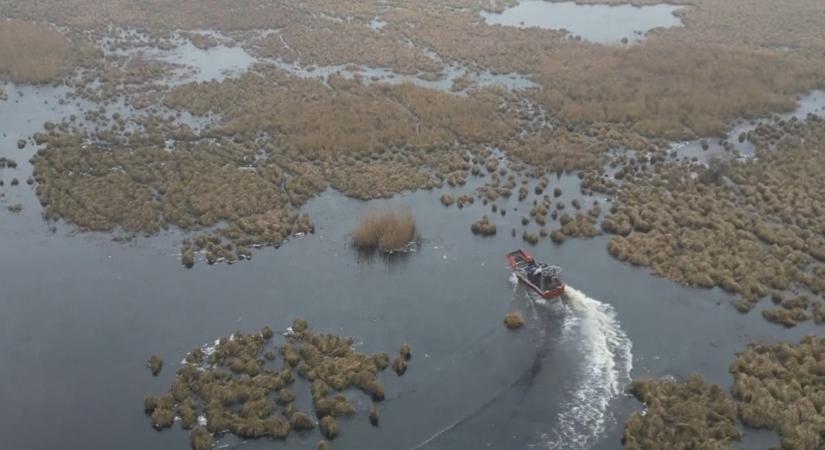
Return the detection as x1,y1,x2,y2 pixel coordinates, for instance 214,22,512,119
540,285,633,450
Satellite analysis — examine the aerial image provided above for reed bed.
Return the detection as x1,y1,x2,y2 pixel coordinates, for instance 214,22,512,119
352,206,416,253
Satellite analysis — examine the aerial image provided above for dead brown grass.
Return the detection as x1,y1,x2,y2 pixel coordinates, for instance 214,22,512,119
0,20,84,83
352,206,416,253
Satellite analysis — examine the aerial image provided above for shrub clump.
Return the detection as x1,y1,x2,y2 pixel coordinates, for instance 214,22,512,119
352,206,417,253
503,312,525,330
623,374,741,449
470,215,497,236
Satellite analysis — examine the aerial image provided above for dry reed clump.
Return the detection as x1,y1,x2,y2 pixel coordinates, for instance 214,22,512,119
601,120,825,319
730,336,825,450
144,319,411,447
147,355,163,376
761,294,816,328
392,356,407,376
319,416,337,439
761,308,808,328
556,212,600,240
470,215,497,236
351,206,416,253
623,374,741,450
180,240,195,269
811,301,825,324
0,20,97,84
503,312,524,330
440,194,454,207
189,426,213,450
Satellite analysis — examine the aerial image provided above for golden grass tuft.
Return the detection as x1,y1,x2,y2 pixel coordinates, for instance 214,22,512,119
503,312,524,330
352,206,416,253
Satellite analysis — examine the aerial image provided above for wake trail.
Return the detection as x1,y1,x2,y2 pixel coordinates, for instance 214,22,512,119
543,285,633,450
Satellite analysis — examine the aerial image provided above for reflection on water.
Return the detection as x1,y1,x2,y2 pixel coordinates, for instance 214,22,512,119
481,0,683,44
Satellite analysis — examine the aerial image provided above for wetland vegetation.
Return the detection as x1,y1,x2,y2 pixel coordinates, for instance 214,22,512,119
352,206,417,253
144,320,410,447
626,336,825,450
2,0,825,448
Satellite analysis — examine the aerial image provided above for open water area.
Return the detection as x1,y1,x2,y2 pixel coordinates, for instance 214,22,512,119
2,10,824,450
481,1,683,44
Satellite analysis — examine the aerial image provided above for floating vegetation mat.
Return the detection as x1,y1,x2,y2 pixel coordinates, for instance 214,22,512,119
143,319,411,448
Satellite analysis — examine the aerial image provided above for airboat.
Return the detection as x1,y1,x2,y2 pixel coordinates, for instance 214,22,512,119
506,249,565,299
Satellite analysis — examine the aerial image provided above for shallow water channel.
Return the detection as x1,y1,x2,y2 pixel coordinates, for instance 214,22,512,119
481,1,683,44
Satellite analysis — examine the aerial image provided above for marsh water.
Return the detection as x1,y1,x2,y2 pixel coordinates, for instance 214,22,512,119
2,29,824,450
481,1,683,44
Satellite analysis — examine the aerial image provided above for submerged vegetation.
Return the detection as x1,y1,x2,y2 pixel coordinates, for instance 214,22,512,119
144,320,411,448
352,206,417,253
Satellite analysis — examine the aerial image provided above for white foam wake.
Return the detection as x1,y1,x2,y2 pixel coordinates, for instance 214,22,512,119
543,286,633,449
